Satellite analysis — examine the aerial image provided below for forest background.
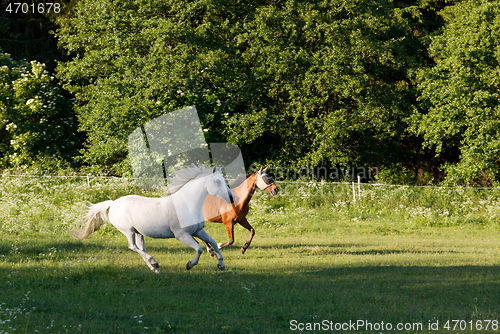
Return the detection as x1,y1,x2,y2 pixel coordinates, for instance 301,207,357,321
1,0,500,186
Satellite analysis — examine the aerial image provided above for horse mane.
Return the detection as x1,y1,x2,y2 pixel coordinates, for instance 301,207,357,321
246,172,256,178
164,165,213,196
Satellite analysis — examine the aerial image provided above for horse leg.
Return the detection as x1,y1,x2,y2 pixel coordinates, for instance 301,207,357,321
176,232,204,270
122,229,159,273
135,232,146,252
191,236,216,257
201,239,216,257
217,221,235,250
193,229,225,271
135,232,159,270
238,218,255,254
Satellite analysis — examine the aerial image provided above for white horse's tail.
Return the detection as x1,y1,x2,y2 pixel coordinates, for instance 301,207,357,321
71,200,114,239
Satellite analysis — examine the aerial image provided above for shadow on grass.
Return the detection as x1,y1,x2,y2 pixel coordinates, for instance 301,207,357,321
225,243,463,256
1,260,499,334
0,235,209,258
0,238,468,264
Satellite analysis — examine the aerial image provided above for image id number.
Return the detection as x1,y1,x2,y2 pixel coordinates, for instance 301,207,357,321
444,319,499,331
5,2,61,14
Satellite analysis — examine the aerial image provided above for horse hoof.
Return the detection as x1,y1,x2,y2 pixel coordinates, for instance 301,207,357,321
186,262,192,270
241,247,246,254
217,264,226,271
152,268,160,274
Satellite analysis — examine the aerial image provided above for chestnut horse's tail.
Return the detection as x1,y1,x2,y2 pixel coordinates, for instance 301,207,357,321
71,200,114,239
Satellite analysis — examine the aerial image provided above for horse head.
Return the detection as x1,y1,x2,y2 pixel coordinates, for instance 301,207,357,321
207,166,235,204
256,167,279,196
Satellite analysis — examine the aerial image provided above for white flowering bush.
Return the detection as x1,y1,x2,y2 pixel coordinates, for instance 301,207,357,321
0,51,78,169
0,176,152,236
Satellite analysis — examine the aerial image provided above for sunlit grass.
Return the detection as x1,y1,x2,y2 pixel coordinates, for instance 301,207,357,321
1,177,500,333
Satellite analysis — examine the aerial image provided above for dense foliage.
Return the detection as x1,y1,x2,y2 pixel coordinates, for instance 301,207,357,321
410,0,500,185
2,0,500,185
0,52,79,170
55,0,430,175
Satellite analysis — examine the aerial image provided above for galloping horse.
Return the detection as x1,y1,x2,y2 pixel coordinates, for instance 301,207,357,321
72,166,235,273
202,167,278,254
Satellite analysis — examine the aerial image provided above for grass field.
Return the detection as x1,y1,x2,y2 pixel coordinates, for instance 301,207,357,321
1,176,500,333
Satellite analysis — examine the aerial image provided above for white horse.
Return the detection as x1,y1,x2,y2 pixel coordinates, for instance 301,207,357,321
72,166,235,273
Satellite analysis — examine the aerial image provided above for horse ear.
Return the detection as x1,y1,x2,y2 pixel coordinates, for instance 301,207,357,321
263,167,268,173
259,167,263,172
213,166,217,173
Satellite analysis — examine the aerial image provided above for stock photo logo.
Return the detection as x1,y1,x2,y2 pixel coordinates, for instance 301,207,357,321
127,106,246,227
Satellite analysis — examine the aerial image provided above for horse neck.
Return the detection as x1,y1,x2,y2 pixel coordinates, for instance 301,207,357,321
232,173,258,207
172,175,209,211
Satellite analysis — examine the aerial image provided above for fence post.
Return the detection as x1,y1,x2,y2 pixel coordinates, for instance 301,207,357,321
352,181,356,202
358,175,361,199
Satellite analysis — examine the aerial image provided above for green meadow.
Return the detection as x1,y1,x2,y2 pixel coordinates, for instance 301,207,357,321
1,176,500,333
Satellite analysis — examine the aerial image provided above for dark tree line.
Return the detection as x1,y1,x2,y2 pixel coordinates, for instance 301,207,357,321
1,0,500,185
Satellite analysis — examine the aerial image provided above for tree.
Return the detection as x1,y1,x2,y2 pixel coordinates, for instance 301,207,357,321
57,0,433,175
410,0,500,185
224,0,425,170
0,51,79,170
56,0,258,174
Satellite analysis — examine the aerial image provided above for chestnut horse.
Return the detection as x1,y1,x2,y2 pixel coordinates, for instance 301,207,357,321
201,167,278,254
